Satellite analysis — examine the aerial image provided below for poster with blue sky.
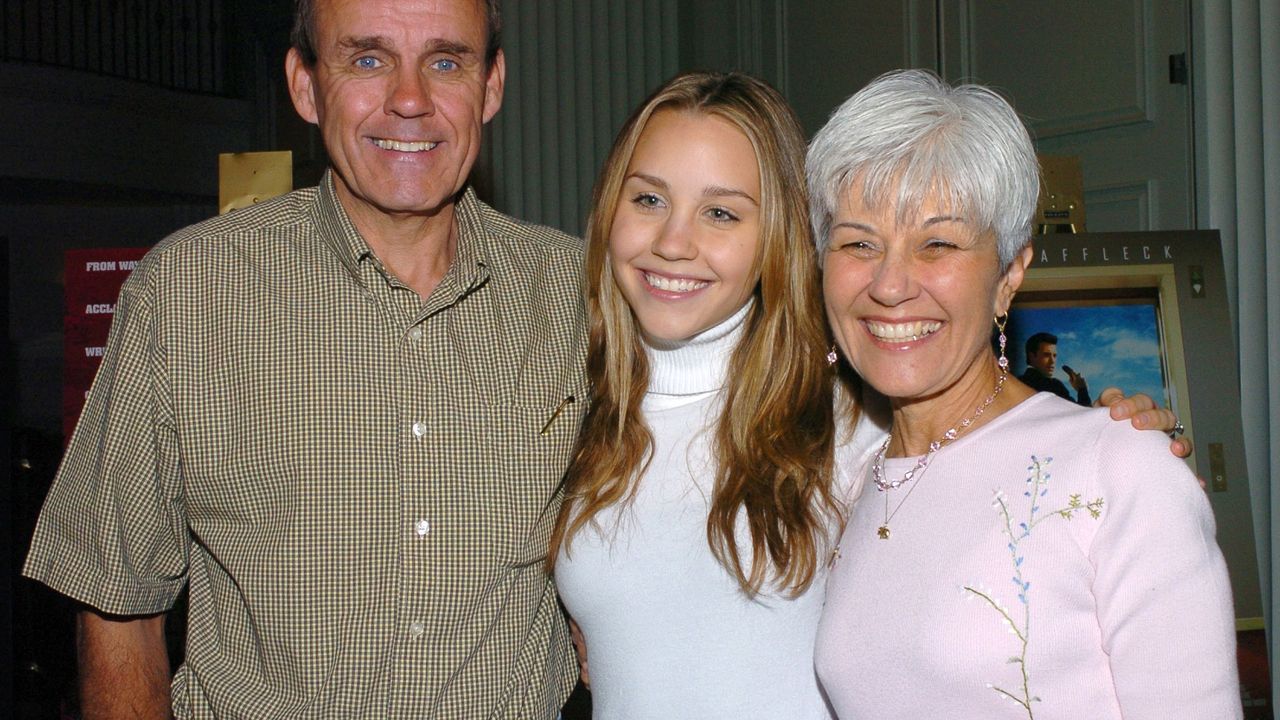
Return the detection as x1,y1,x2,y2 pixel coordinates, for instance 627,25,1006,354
1008,301,1168,406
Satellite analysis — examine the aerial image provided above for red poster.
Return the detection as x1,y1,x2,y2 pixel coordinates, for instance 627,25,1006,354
63,248,150,441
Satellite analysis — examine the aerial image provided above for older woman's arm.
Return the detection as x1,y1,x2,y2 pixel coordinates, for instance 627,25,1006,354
1088,423,1241,718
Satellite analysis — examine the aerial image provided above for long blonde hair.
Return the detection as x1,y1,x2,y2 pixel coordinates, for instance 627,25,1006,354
549,71,848,596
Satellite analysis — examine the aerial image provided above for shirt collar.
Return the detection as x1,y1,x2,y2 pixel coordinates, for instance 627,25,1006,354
311,171,491,296
447,184,491,293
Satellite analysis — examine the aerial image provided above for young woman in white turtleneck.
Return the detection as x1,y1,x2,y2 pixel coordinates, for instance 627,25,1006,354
555,303,883,718
549,71,1187,719
550,73,862,718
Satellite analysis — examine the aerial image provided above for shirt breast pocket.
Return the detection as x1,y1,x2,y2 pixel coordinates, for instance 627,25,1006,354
482,391,588,568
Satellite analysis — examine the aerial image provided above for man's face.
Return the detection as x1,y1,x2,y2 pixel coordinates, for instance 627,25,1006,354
286,0,504,222
1028,342,1058,377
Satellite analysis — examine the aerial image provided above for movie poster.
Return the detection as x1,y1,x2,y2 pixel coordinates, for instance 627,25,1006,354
63,247,149,440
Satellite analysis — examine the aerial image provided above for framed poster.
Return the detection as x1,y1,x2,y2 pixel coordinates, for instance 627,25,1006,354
1019,231,1263,628
1009,265,1190,441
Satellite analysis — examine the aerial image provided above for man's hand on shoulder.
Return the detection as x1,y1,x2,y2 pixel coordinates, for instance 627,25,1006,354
1096,387,1192,459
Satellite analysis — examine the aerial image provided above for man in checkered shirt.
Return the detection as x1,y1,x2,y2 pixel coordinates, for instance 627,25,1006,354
23,0,587,717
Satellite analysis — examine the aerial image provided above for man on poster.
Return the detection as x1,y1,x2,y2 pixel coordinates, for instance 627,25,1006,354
1020,331,1092,406
22,0,586,717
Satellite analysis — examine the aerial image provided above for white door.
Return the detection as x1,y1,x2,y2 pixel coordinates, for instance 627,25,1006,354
938,0,1193,232
784,0,1193,232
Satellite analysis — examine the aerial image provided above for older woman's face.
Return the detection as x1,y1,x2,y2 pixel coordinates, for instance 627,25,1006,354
823,186,1029,401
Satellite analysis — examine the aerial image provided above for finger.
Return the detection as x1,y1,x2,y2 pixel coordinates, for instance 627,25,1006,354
1108,399,1135,419
1129,408,1174,431
1173,437,1193,459
1108,395,1160,420
1143,408,1176,432
1107,397,1150,420
1126,393,1156,412
1096,387,1125,411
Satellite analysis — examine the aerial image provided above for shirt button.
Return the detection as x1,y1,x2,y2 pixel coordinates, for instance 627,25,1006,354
411,422,427,438
414,519,431,536
408,622,425,638
408,326,423,341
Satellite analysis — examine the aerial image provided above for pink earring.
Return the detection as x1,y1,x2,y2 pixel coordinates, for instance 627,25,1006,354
994,314,1009,370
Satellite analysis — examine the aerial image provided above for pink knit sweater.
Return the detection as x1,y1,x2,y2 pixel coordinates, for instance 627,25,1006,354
815,392,1241,719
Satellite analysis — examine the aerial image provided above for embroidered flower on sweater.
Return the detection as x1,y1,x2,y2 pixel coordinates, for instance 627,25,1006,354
962,456,1104,719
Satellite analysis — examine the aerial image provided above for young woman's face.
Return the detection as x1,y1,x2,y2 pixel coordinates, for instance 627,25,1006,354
608,109,762,344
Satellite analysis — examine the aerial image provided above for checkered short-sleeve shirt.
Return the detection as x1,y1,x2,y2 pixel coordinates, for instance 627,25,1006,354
24,174,589,718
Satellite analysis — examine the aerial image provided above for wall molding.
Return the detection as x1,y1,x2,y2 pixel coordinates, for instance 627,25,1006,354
1083,180,1155,231
963,0,1153,138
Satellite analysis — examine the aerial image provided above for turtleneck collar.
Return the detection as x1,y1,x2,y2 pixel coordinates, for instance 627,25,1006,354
643,300,753,397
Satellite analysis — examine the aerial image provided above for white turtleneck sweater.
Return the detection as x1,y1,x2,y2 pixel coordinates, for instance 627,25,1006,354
554,304,884,719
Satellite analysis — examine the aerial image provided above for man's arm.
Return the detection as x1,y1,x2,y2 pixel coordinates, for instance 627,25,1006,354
77,609,171,720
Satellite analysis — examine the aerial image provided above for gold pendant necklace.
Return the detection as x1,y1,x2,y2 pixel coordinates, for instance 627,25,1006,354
874,364,1008,540
879,464,929,539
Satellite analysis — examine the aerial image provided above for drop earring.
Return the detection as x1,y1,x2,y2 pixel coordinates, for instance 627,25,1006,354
994,314,1009,370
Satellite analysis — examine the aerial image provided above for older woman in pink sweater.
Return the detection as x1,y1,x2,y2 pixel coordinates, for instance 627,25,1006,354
809,70,1240,719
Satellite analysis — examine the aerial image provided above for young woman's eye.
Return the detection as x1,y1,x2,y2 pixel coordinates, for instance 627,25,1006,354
707,207,740,223
631,193,663,209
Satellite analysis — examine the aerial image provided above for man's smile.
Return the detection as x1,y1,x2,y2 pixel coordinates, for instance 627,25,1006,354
371,138,440,152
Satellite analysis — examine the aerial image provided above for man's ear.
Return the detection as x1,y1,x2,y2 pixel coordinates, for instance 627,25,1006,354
996,244,1035,316
481,49,506,124
285,47,320,125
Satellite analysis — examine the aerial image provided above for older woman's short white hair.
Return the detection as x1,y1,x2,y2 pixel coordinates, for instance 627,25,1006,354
807,69,1040,267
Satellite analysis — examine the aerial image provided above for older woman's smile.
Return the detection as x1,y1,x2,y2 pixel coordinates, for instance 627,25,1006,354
863,319,943,343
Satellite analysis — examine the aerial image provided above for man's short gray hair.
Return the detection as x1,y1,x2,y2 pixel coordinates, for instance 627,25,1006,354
291,0,503,69
806,69,1039,267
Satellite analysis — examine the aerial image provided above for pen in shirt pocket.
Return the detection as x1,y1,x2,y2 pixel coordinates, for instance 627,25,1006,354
539,396,576,436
